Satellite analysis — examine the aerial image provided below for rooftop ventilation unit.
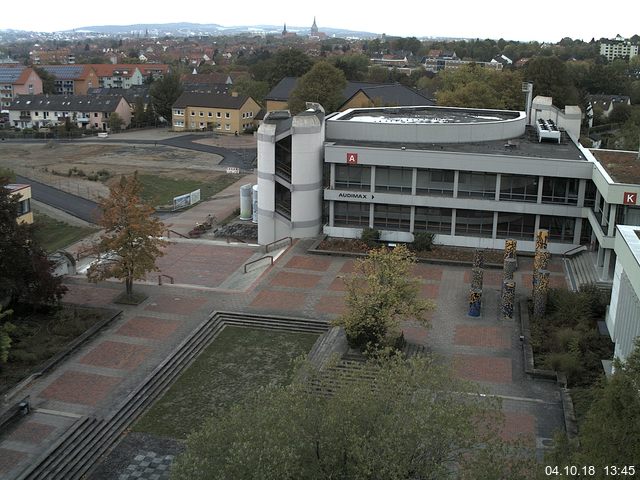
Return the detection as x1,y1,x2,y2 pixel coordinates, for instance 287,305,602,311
536,118,561,144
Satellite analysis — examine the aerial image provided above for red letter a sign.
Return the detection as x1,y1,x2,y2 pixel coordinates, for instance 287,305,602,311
346,153,358,165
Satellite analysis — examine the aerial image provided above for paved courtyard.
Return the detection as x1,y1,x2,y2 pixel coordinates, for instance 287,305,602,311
0,239,568,478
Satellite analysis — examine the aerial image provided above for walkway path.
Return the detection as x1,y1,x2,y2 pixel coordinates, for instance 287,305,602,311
0,241,568,478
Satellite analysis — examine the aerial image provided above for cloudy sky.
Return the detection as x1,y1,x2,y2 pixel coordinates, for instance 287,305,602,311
4,0,638,42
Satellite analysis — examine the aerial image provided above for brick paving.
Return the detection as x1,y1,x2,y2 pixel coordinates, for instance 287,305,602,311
116,317,181,341
39,371,123,406
500,411,537,444
0,238,569,478
80,341,153,371
463,269,505,286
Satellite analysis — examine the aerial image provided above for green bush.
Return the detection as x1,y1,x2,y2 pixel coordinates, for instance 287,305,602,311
412,232,435,252
360,227,380,248
545,351,583,382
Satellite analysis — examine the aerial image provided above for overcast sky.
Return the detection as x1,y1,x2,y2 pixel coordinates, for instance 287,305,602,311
4,0,638,42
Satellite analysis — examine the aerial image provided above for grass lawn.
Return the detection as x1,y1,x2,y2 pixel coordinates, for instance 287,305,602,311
32,213,97,252
133,326,318,440
0,306,112,395
137,173,242,207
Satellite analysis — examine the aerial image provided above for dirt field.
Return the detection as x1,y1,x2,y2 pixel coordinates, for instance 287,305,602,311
0,142,225,200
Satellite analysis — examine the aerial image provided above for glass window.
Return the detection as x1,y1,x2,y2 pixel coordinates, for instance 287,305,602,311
584,180,597,208
216,112,221,118
539,215,576,243
375,167,413,193
416,169,454,196
373,204,411,231
455,209,494,237
496,213,536,240
334,201,370,227
275,182,291,219
414,207,452,234
500,175,538,202
225,112,230,118
457,171,496,199
335,165,371,191
542,177,578,205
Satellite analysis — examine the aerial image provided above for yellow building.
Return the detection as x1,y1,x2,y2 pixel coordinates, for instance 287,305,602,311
7,184,33,224
171,92,261,134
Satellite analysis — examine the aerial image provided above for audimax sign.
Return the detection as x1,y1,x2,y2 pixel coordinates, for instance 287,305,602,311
624,192,637,205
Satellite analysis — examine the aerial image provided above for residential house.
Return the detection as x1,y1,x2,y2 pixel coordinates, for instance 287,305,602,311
171,92,260,133
181,72,233,94
137,64,170,81
599,37,639,61
89,64,145,89
37,65,99,95
7,94,132,131
264,77,434,112
6,184,33,224
88,85,151,118
0,65,43,109
30,48,75,65
491,54,513,66
587,94,632,125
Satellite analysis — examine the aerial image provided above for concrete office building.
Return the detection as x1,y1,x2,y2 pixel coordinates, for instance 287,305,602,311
256,98,640,285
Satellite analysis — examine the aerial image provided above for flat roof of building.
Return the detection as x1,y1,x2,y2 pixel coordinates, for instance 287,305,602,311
5,183,30,192
590,149,640,184
329,127,586,162
333,105,521,124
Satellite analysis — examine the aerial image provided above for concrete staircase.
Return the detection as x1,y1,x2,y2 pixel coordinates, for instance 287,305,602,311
564,251,612,293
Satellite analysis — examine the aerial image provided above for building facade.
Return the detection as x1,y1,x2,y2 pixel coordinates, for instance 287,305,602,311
37,65,99,95
607,225,640,363
599,40,639,61
0,65,43,109
257,101,640,286
171,92,260,133
7,184,33,224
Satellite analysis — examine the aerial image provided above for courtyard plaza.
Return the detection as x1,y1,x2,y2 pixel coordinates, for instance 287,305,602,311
0,237,567,479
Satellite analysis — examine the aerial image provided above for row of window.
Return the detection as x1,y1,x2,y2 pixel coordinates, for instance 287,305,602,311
333,202,578,243
175,110,255,119
334,165,582,206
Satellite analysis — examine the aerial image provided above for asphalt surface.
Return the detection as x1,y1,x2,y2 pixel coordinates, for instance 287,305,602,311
16,174,101,223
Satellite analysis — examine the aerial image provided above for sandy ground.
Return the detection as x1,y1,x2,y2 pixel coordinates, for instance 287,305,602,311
0,142,225,201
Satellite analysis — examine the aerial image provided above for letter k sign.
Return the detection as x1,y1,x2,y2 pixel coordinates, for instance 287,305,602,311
624,192,637,205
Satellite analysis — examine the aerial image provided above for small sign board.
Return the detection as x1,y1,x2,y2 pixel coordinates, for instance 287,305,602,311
346,153,358,165
173,193,191,210
623,192,637,205
190,189,201,205
226,167,241,174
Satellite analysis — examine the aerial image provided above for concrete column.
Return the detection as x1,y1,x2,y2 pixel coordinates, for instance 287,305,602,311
534,214,541,235
577,179,586,208
369,203,374,228
602,201,610,228
495,174,501,201
602,249,612,281
537,175,544,204
451,209,457,236
330,163,335,189
608,204,617,237
492,211,498,239
411,168,417,196
370,166,376,194
453,170,459,198
574,217,582,245
410,206,415,232
597,245,605,267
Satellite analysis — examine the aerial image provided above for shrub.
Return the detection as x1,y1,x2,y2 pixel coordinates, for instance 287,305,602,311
360,227,380,248
412,232,435,252
545,351,582,383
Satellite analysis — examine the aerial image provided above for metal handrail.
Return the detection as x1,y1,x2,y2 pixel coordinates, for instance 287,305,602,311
243,255,273,273
264,236,292,253
166,229,189,239
562,244,587,259
158,274,174,285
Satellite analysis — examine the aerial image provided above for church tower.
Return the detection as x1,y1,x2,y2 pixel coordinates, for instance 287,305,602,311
310,17,319,37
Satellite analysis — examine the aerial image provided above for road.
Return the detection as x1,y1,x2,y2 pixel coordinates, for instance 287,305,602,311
16,175,101,224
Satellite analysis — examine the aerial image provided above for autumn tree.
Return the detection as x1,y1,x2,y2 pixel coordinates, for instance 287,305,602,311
171,355,535,480
0,307,15,365
108,112,124,132
0,177,67,308
524,56,579,108
87,173,166,298
289,61,347,114
333,245,434,353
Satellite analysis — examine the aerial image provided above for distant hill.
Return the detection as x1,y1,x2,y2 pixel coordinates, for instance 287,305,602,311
69,22,378,38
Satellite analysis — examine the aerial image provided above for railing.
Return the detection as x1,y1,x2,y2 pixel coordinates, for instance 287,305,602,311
243,255,273,273
264,236,292,254
158,274,174,286
562,244,587,259
165,229,189,239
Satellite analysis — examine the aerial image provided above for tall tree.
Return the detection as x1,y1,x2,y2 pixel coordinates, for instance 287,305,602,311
331,54,370,81
87,173,166,297
524,56,578,107
149,73,184,122
288,61,347,114
0,178,67,307
333,245,434,353
108,112,124,132
33,67,56,94
171,355,534,480
250,48,313,87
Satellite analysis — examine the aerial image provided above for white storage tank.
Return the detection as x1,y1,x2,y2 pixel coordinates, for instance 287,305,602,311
239,183,252,220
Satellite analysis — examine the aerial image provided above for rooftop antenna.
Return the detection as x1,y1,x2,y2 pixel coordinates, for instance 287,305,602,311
522,82,533,125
